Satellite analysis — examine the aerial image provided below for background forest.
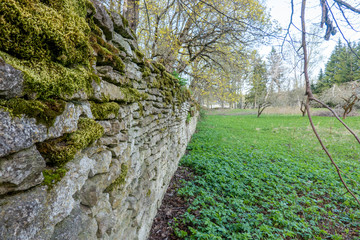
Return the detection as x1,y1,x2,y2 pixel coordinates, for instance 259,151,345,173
100,0,360,117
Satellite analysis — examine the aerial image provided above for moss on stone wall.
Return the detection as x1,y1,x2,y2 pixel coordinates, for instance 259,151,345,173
0,98,66,127
0,0,91,65
105,163,128,192
37,118,104,166
0,0,98,100
121,87,148,102
42,167,68,189
0,0,123,100
90,101,120,120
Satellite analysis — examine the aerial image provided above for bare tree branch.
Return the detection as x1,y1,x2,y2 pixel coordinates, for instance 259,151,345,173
333,0,360,14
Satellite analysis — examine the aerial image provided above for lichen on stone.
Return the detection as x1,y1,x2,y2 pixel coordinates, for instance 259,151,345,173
36,118,104,166
89,101,120,120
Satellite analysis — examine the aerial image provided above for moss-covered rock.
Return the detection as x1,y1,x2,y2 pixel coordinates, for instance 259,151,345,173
105,163,128,192
36,118,104,166
0,98,66,127
0,0,92,65
0,0,123,100
90,101,120,120
42,167,68,189
121,87,148,103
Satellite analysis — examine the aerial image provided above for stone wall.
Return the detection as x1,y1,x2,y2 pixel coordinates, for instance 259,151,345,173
0,1,198,239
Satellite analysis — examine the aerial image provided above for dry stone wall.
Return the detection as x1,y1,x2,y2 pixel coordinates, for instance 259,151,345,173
0,1,198,239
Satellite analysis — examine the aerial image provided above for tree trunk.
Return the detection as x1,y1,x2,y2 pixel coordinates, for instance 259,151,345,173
124,0,139,32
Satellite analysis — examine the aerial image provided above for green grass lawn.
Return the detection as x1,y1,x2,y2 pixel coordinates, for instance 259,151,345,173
175,114,360,239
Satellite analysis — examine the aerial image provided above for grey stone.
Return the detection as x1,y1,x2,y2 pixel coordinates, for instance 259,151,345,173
51,205,82,240
0,186,48,240
93,195,114,238
111,12,135,40
47,156,95,226
96,66,128,85
89,150,112,177
0,110,47,158
0,103,82,158
92,80,127,102
97,120,124,136
91,0,114,40
109,142,127,158
78,211,98,240
80,180,101,207
0,146,46,195
112,32,133,57
0,57,24,98
125,61,142,82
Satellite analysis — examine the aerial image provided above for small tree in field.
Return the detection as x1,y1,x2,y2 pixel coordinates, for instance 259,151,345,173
300,100,306,117
341,94,358,119
257,102,271,117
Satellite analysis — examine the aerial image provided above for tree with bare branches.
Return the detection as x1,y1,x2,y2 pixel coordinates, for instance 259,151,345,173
299,0,360,205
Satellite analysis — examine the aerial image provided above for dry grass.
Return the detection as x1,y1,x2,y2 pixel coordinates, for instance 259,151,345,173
207,107,360,117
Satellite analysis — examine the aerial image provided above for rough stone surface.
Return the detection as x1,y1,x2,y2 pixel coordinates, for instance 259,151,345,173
112,32,133,57
91,0,113,40
0,2,199,240
0,146,45,195
96,66,128,85
0,102,83,158
0,57,24,98
92,80,127,102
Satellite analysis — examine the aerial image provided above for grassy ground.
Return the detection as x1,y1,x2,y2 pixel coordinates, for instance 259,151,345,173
206,107,358,116
174,113,360,239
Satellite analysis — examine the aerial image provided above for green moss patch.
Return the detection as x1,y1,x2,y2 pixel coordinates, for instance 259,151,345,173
90,101,120,120
105,163,128,192
0,0,91,65
37,118,104,166
0,0,120,100
0,98,66,127
0,51,97,100
141,66,151,78
121,87,148,102
90,34,125,73
42,167,68,189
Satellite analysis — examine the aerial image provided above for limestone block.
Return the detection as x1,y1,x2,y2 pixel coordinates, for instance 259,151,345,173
96,66,127,85
0,186,49,240
125,61,142,82
0,102,82,158
97,120,124,136
0,57,24,98
111,11,135,40
0,146,46,195
89,150,112,177
47,156,95,225
78,212,98,240
109,142,128,158
112,33,133,57
93,194,115,238
79,180,101,207
51,205,83,240
91,0,114,40
92,80,126,102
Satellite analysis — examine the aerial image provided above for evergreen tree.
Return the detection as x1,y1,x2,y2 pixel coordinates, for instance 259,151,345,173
247,52,268,108
316,40,360,93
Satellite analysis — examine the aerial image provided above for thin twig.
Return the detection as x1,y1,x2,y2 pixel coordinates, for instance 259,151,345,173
309,97,360,144
301,0,360,206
